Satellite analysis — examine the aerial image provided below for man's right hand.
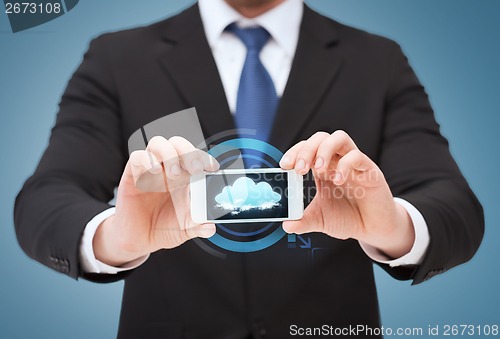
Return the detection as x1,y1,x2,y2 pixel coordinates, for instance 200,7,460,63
93,136,219,267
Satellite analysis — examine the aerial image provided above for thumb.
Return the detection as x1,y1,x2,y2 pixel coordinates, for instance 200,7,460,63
282,205,322,235
185,223,217,240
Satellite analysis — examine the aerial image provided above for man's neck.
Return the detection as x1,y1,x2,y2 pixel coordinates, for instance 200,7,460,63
224,0,285,18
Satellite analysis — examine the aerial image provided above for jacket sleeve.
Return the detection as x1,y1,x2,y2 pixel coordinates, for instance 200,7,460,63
14,35,130,282
377,42,484,284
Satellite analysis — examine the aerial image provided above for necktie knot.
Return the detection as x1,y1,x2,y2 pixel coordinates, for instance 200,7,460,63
226,23,270,52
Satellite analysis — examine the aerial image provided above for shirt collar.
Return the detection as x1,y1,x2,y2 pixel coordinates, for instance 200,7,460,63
199,0,303,57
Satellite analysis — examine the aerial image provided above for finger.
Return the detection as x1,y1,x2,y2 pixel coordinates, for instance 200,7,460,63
282,220,310,235
129,150,162,176
184,222,216,240
169,136,214,174
334,149,376,185
128,150,166,192
294,132,330,175
146,136,181,179
203,153,220,172
282,204,323,235
314,130,358,173
279,140,306,169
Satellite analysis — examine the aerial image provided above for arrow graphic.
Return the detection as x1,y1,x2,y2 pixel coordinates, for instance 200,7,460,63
297,235,311,249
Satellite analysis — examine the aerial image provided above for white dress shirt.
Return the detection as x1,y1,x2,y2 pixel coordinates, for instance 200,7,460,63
80,0,430,274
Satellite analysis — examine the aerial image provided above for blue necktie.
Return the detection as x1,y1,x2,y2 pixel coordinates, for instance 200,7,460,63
227,24,279,168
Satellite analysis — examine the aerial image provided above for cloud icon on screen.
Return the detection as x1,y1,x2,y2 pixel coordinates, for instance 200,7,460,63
215,177,281,214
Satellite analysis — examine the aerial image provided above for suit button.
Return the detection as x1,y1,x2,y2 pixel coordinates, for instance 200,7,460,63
50,256,70,273
49,256,60,263
424,270,436,281
62,261,70,273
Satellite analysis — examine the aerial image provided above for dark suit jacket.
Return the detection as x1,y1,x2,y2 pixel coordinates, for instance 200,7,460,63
14,4,484,339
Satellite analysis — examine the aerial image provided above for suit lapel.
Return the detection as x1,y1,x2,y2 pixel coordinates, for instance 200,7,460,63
269,5,344,152
156,4,235,142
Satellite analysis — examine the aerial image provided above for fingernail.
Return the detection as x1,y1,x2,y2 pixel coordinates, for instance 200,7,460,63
281,156,291,166
208,156,219,171
170,163,181,176
334,172,342,184
295,159,305,171
314,157,324,169
191,159,202,171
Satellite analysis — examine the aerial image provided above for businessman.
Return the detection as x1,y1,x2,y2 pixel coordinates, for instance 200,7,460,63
15,0,484,338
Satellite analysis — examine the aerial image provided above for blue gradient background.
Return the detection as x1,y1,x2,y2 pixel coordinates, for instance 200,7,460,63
1,1,498,338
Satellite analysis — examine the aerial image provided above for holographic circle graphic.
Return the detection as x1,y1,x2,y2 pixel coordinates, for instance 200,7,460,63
207,138,287,252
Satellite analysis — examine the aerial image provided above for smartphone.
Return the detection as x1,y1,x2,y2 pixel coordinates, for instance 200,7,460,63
190,168,303,223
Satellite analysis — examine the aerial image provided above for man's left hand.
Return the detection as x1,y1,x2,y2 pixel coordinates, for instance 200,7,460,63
280,131,415,259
